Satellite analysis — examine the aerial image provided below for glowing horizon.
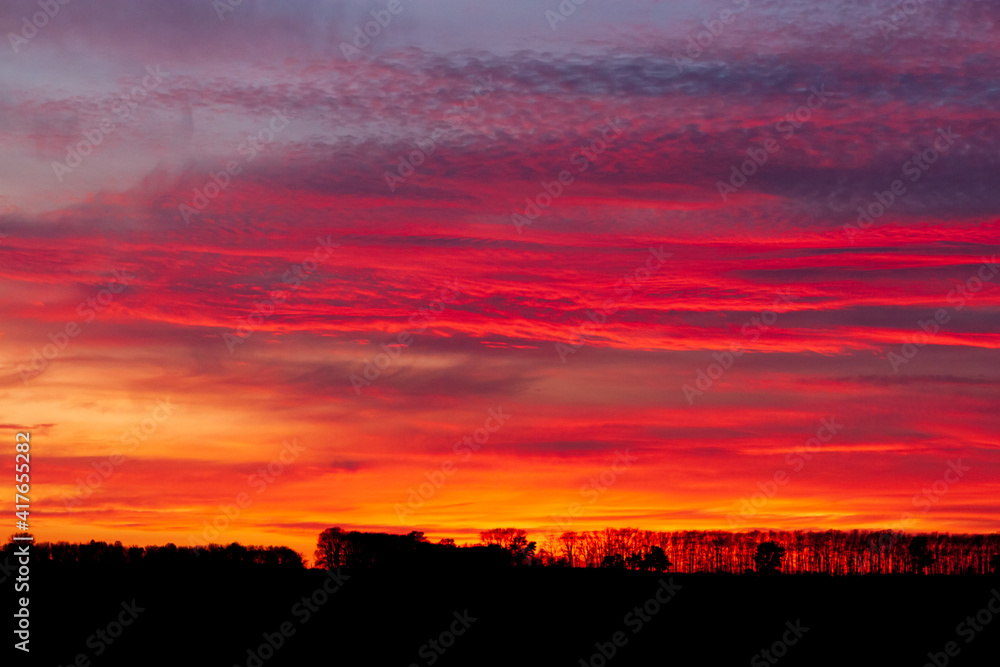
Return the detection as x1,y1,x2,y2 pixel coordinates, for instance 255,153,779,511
3,0,999,565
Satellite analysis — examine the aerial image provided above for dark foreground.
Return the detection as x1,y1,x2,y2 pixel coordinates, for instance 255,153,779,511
12,565,1000,666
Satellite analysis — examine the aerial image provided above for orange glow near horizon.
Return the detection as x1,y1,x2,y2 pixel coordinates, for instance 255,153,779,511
4,3,1000,562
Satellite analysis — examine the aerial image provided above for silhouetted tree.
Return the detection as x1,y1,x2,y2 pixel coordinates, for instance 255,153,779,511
601,553,624,569
755,541,785,576
315,527,346,569
480,528,536,565
510,534,537,566
908,536,935,574
127,546,144,565
480,528,526,550
559,531,579,567
540,533,559,566
644,546,671,573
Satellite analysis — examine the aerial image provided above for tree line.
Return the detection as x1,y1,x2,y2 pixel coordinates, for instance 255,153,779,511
531,529,1000,575
312,527,511,571
315,527,1000,575
3,538,305,570
8,529,998,575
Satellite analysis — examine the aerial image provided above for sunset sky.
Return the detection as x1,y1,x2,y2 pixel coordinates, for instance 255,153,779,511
2,0,998,562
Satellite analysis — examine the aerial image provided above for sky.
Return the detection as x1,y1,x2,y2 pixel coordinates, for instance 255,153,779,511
2,0,998,562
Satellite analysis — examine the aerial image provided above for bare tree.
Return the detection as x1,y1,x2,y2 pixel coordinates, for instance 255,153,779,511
314,527,345,569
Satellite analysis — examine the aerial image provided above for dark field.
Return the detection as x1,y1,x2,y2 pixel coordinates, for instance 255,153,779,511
17,564,1000,666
